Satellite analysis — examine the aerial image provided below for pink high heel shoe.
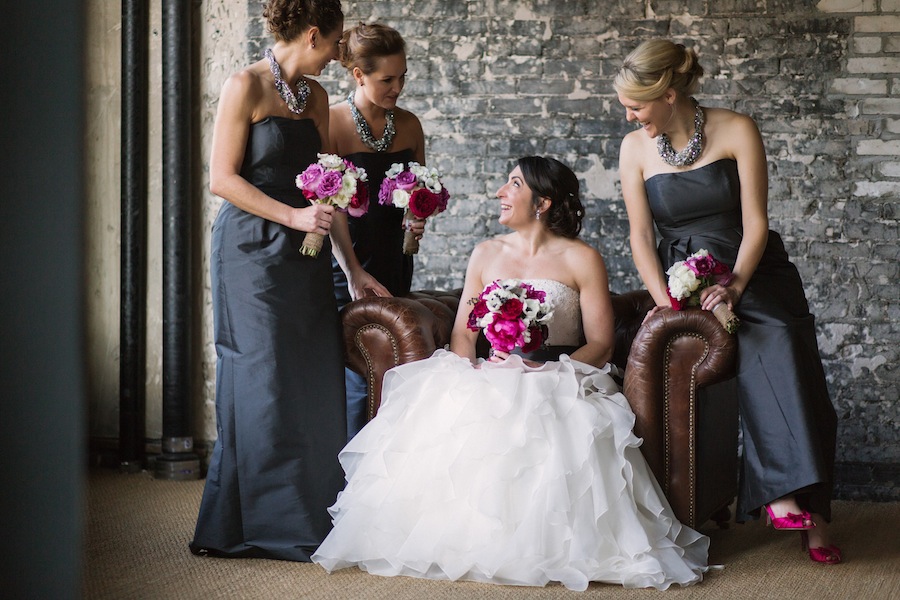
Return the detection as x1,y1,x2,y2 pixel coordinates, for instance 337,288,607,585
764,504,815,530
801,531,842,564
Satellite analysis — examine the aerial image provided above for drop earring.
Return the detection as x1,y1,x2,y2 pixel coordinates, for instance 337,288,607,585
535,208,542,220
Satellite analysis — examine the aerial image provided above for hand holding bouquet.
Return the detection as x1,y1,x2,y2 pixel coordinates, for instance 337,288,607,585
378,162,449,254
666,249,741,333
466,279,553,354
296,153,368,257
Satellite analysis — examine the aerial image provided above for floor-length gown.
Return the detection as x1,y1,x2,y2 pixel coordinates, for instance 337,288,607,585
312,280,709,591
332,149,415,440
190,117,347,561
643,158,836,522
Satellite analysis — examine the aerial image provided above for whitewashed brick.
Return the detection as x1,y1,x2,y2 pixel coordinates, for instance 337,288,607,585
816,0,876,11
847,57,900,73
830,77,888,94
853,180,900,196
886,119,900,134
886,37,900,52
852,36,882,54
883,0,900,10
856,139,900,154
854,16,900,32
861,97,900,114
877,161,900,177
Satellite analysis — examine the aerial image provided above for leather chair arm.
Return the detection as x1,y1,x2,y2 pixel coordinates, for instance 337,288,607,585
623,307,738,524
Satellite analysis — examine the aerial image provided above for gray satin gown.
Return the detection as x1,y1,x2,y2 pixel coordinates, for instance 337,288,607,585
190,117,347,561
644,158,836,522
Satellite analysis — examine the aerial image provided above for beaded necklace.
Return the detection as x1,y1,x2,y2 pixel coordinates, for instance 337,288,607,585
347,92,396,152
657,98,704,167
264,48,310,115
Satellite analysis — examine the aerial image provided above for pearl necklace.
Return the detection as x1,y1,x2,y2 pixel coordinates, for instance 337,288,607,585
264,48,310,115
347,92,396,152
657,99,704,167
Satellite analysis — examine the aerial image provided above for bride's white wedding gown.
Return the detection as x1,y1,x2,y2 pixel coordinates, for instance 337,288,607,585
312,280,709,591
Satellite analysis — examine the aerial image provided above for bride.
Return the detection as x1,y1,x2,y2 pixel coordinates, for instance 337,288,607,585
312,156,709,591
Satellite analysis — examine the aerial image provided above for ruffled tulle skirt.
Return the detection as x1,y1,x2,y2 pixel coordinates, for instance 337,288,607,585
312,350,708,591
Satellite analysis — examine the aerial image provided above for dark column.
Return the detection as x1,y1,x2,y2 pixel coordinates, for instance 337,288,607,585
157,0,200,480
119,0,149,472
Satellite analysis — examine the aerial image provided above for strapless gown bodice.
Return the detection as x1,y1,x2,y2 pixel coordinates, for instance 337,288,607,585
240,117,321,207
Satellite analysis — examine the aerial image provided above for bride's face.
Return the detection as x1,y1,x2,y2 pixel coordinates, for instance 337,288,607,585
496,166,533,226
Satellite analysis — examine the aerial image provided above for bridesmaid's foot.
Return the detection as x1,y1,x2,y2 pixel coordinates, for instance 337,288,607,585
802,514,842,564
764,496,815,530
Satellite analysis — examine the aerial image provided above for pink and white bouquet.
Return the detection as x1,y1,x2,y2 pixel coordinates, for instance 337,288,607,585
296,153,369,257
378,161,449,254
666,249,741,333
467,279,553,354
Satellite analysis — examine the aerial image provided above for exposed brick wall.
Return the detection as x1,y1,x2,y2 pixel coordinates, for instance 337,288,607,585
242,0,898,498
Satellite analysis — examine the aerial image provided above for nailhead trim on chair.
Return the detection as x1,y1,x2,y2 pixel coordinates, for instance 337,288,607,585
354,324,400,421
663,332,710,527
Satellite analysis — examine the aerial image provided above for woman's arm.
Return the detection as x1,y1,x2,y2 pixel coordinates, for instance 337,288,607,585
449,241,490,363
619,133,669,306
330,211,391,300
208,71,334,235
701,113,769,311
569,244,616,368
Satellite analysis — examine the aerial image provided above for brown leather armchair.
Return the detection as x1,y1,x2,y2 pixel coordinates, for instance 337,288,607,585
341,289,739,529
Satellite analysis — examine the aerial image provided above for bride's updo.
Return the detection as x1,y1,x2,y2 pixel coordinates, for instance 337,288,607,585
263,0,344,42
517,156,584,239
339,22,406,74
613,39,704,101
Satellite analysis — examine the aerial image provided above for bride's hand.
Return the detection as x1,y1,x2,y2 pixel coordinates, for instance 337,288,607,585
488,348,509,363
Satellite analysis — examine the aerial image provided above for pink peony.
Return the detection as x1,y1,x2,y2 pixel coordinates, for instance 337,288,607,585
378,177,398,206
484,315,526,353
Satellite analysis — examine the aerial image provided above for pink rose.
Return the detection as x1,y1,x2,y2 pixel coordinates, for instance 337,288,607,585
298,163,324,192
520,325,544,353
394,170,418,191
378,177,398,206
498,297,523,320
408,188,439,219
347,183,369,217
316,170,343,198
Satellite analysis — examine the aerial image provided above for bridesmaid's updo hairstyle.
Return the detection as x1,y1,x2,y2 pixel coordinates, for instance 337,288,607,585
613,39,704,101
339,22,406,74
517,156,584,239
263,0,344,42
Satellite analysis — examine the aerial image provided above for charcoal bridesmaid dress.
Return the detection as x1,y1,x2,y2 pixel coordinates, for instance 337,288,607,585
643,158,837,523
190,117,347,561
332,149,415,439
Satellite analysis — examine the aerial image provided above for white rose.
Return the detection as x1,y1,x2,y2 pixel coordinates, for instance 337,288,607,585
391,188,410,209
317,153,344,169
340,174,357,196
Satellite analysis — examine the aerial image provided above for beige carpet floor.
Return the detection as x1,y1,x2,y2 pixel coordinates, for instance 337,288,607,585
83,468,900,599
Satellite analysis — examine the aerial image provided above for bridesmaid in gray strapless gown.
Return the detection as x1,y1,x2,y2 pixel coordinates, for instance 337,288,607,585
644,158,837,522
190,117,347,561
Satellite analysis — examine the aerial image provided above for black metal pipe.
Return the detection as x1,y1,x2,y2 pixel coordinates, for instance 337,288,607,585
158,0,198,479
119,0,148,471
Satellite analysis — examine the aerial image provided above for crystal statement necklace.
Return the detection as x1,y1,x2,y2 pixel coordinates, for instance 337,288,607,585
657,98,705,167
264,48,310,115
347,92,396,152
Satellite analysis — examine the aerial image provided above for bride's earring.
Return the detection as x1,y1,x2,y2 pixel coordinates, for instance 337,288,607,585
535,208,542,220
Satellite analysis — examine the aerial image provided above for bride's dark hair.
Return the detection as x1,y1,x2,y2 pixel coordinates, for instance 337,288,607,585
517,156,584,239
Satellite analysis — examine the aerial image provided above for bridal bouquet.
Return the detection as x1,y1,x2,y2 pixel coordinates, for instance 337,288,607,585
378,162,449,255
666,249,741,333
467,279,553,353
296,153,369,257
